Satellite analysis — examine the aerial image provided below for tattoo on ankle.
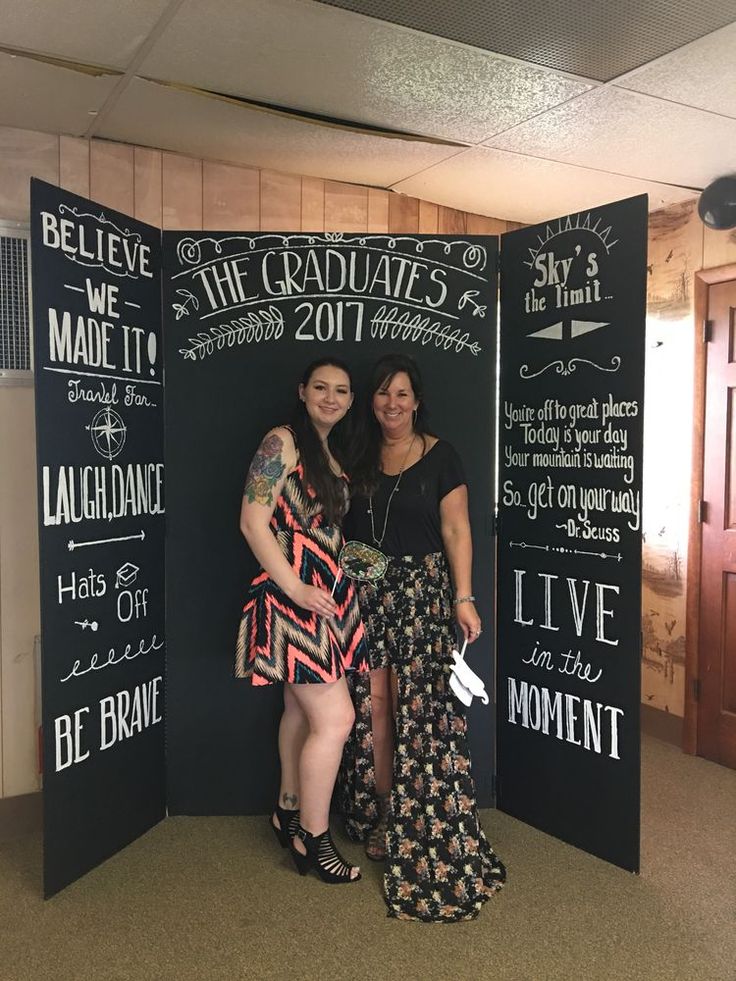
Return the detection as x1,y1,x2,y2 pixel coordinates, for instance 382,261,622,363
282,792,298,809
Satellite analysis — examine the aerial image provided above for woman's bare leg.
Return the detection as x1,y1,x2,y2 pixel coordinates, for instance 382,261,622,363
370,667,395,795
288,676,358,877
274,683,308,827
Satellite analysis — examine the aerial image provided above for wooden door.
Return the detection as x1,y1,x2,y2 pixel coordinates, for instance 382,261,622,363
699,278,736,767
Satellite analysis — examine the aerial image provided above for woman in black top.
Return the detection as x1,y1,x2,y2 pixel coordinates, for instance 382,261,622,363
340,353,505,921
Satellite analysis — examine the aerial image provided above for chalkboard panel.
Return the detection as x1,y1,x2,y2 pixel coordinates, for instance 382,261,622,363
497,196,647,871
31,180,165,897
162,232,498,814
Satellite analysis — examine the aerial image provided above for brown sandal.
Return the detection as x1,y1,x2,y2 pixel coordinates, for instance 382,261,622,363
365,792,390,862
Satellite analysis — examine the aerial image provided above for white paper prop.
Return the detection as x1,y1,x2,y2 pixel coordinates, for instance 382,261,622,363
449,638,489,707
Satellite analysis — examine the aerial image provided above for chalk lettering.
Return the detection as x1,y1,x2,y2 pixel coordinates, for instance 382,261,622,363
259,249,448,309
57,569,106,603
41,211,153,278
99,675,163,750
514,569,620,645
67,379,118,406
508,677,623,759
54,707,90,770
48,308,116,368
42,463,165,526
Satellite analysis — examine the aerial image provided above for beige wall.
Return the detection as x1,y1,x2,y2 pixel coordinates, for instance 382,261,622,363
2,125,736,795
0,385,40,797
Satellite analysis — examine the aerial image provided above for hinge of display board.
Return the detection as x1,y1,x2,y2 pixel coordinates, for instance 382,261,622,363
702,319,713,343
697,499,708,524
491,772,498,798
492,509,499,536
692,678,701,702
496,251,501,272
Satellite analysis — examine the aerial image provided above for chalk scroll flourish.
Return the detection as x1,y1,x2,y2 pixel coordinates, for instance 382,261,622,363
520,356,621,380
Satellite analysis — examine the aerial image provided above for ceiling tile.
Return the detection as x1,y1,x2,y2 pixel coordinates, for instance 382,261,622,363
485,86,736,190
96,78,462,187
137,0,591,144
317,0,736,82
393,146,695,224
619,22,736,118
0,0,172,69
0,54,118,137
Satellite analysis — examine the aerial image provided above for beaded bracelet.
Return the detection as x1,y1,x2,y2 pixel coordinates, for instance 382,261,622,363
454,595,476,605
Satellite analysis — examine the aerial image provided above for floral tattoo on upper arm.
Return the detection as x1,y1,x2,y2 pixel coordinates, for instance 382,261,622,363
244,433,286,506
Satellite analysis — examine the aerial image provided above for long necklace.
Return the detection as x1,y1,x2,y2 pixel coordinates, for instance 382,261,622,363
368,434,416,549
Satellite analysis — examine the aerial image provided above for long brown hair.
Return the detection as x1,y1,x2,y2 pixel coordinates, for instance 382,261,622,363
291,357,353,525
350,353,430,496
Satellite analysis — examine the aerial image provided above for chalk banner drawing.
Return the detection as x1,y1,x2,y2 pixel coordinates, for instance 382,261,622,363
168,233,488,362
496,196,648,872
31,180,166,897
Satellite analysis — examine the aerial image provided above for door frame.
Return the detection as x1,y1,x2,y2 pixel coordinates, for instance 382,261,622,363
685,262,736,753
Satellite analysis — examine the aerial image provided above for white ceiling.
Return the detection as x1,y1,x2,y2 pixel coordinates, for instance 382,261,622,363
0,0,734,222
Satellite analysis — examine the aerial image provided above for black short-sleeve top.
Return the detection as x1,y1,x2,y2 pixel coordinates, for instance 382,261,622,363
345,439,466,558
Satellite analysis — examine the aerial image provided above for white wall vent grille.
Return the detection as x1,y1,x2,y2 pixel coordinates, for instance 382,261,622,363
0,221,32,385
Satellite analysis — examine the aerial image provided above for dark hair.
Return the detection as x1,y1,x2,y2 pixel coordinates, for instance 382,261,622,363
350,353,430,496
291,357,353,525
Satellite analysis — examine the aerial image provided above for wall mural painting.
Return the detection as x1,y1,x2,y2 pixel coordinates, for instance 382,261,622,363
640,200,700,716
646,200,700,320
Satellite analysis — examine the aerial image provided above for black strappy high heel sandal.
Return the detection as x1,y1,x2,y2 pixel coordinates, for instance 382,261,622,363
289,825,362,884
270,804,300,848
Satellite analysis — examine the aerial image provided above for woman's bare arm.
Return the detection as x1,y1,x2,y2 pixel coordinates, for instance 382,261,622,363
440,484,482,643
240,427,336,616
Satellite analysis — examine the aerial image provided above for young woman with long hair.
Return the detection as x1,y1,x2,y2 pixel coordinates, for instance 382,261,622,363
236,357,367,884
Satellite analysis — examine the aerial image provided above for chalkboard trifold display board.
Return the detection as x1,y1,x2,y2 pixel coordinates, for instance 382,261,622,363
496,195,647,872
31,180,166,897
30,180,646,895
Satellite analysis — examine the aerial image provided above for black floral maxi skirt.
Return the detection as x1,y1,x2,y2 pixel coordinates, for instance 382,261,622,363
338,551,506,922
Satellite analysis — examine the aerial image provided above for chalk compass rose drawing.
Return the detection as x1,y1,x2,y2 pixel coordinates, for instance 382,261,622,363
87,407,127,460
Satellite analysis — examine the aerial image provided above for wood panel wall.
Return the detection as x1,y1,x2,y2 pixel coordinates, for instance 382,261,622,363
1,124,735,795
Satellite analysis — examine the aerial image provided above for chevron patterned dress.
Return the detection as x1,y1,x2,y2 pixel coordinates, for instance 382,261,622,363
235,463,369,685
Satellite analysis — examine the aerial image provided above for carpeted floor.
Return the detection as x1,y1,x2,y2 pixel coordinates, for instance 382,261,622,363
1,736,734,981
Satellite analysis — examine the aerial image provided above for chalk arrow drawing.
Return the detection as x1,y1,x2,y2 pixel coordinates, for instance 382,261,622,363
528,320,609,340
68,530,145,551
571,320,609,337
529,321,563,339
